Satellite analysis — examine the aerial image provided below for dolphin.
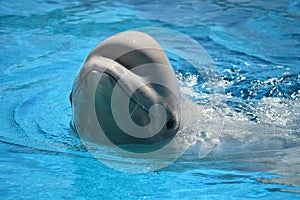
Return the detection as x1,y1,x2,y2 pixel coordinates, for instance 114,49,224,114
70,31,183,146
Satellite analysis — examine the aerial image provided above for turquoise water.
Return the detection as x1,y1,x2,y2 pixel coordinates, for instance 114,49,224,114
1,0,300,199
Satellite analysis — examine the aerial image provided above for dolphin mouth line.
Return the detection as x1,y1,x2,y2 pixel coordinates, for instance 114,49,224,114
102,71,151,117
70,66,151,117
129,103,142,119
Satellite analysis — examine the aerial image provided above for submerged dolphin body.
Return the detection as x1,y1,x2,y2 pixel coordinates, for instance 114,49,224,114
70,31,183,146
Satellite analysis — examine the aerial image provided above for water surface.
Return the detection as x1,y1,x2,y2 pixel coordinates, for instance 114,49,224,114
1,0,300,199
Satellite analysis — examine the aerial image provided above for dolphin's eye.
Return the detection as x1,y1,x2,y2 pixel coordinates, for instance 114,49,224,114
166,119,176,130
69,92,72,105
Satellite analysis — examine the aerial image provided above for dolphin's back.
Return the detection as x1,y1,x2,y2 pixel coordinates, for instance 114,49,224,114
87,31,171,70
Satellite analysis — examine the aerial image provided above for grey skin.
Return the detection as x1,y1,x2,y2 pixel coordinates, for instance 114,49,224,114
70,31,182,146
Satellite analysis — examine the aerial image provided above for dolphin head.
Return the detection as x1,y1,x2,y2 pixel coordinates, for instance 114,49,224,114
71,31,182,147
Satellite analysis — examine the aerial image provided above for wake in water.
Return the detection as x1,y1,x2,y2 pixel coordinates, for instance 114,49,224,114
177,68,300,149
174,69,300,187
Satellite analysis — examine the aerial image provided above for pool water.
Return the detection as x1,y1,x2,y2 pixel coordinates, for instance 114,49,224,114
1,0,300,199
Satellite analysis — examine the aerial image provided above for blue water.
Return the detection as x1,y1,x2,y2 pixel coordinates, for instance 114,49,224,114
1,0,300,199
